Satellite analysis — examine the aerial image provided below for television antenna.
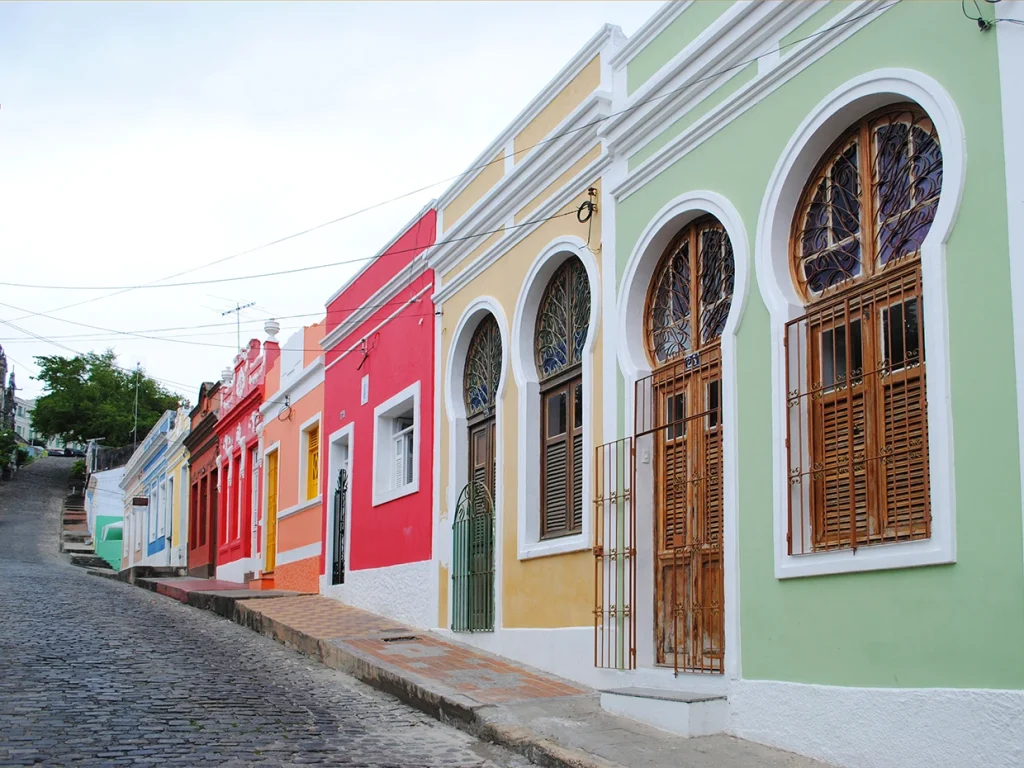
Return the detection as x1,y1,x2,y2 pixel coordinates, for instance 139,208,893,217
221,301,256,351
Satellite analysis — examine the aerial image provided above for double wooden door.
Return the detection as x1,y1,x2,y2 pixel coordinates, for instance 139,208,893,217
653,353,724,673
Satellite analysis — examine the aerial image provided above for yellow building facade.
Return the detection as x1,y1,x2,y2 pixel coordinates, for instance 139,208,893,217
429,26,624,682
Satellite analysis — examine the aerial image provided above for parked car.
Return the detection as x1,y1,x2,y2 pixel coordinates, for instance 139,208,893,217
63,447,85,457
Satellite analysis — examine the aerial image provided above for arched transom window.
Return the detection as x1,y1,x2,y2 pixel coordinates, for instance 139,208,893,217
645,216,735,366
535,256,590,539
463,314,502,418
785,103,942,556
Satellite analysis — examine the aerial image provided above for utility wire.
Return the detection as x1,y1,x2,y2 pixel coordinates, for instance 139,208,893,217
2,1,901,303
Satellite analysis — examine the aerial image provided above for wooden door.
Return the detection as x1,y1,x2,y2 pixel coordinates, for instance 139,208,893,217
469,419,496,503
265,450,279,573
654,358,724,673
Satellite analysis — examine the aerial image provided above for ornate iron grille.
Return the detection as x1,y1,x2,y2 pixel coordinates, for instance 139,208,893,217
645,216,735,365
332,468,348,585
593,436,635,670
635,346,724,675
793,103,942,301
785,264,930,553
464,315,502,418
535,257,590,380
452,480,494,632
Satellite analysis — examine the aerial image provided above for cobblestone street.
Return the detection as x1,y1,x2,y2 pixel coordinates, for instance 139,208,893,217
0,459,530,767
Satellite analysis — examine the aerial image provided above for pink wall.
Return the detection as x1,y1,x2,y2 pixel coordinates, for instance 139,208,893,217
322,208,436,572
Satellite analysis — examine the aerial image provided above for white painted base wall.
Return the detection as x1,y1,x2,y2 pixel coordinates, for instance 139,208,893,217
321,559,433,629
730,680,1024,768
216,557,260,584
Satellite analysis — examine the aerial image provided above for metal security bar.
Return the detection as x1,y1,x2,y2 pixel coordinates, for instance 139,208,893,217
332,468,348,585
784,264,930,554
452,481,495,632
593,436,635,670
635,346,724,675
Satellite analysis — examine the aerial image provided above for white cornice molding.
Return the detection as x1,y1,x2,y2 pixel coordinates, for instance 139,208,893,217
321,256,431,351
322,200,436,309
433,152,611,306
429,93,611,276
609,0,694,71
436,24,625,214
601,1,808,158
612,0,894,202
259,357,324,417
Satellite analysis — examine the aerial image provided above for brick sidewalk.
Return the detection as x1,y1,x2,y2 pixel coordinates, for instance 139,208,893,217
129,579,831,768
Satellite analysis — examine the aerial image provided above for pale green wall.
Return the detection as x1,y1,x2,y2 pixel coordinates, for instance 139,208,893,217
627,1,732,95
616,2,1024,689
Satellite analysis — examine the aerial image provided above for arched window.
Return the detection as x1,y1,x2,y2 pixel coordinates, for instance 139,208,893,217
535,257,590,538
642,216,733,673
786,103,941,554
463,315,502,419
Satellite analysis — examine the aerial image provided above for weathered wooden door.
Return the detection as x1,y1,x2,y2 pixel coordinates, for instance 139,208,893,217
653,352,724,674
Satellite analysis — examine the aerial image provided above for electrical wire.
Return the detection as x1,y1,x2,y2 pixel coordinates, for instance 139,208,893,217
962,0,1024,28
2,1,902,305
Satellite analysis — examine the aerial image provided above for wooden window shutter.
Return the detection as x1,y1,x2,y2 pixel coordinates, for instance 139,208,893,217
307,425,320,500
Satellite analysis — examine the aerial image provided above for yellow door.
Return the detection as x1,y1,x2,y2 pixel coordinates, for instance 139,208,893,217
266,450,279,573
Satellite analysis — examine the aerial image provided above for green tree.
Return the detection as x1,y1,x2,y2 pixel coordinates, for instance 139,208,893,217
31,351,186,447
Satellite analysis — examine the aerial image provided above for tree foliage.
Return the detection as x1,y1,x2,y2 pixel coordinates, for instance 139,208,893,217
31,351,186,447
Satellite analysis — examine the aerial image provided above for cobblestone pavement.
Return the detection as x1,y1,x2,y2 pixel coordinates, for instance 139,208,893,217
0,459,531,768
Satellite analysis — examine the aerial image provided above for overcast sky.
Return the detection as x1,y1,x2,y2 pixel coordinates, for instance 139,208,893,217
0,1,662,402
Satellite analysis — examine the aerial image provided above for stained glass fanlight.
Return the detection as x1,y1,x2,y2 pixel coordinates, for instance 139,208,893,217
793,103,942,300
463,315,502,417
535,257,591,380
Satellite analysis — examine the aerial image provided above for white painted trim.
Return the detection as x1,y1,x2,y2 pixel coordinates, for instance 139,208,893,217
322,200,436,308
259,357,323,417
510,236,600,560
754,69,965,579
321,257,431,351
442,297,510,631
433,153,612,305
275,541,322,568
431,94,612,274
324,423,355,587
996,1,1024,584
611,0,896,202
370,380,422,507
277,495,322,521
615,191,749,678
431,292,444,629
730,679,1024,768
296,412,323,509
324,283,434,373
608,0,694,70
436,24,624,215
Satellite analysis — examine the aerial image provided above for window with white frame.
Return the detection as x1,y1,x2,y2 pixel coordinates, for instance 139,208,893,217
372,382,420,505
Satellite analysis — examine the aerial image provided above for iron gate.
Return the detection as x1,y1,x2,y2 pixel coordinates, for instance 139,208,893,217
451,480,494,632
332,468,347,585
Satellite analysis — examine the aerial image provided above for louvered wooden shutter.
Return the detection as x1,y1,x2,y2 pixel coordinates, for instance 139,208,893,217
703,421,722,547
883,367,929,538
307,425,320,500
572,432,583,531
544,439,568,535
814,386,869,547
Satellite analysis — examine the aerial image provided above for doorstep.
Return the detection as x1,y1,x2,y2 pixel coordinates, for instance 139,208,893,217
114,578,831,768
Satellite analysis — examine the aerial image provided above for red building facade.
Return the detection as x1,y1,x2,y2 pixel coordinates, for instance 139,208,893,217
184,381,222,577
320,204,437,626
214,329,279,583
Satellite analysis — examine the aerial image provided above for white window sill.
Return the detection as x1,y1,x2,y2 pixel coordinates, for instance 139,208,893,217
277,495,322,520
518,533,589,561
775,536,955,579
372,481,418,507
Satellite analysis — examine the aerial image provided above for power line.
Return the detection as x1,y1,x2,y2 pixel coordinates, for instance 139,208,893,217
2,2,899,305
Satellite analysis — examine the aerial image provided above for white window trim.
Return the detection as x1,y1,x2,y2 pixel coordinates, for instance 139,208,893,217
755,69,964,579
371,381,421,507
442,297,509,630
615,190,749,678
510,236,600,560
297,413,322,504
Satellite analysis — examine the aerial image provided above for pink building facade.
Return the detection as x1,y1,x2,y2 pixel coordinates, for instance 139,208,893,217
319,204,437,626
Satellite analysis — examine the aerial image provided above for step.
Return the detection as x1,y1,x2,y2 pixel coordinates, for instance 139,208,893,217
599,687,728,738
69,554,114,570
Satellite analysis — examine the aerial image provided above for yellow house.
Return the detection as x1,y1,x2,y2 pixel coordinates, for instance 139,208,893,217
165,405,191,568
429,25,622,683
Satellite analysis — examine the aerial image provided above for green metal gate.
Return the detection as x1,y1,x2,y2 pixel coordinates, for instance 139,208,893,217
452,480,494,632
